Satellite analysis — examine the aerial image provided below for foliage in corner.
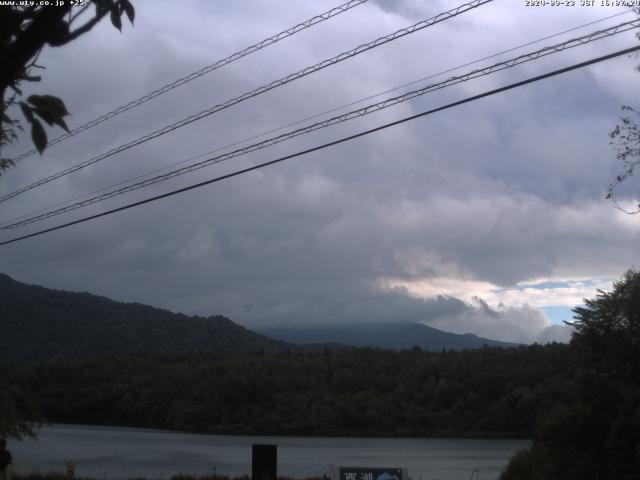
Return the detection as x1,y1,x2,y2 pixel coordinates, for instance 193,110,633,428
607,11,640,214
0,381,42,440
500,269,640,480
608,106,640,214
0,0,134,441
0,0,134,175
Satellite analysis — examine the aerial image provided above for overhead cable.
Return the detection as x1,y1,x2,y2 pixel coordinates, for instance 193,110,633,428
10,0,370,164
3,7,632,231
3,19,638,230
1,44,638,247
0,0,493,205
4,8,630,228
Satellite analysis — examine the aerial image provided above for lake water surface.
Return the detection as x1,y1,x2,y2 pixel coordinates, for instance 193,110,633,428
11,425,528,480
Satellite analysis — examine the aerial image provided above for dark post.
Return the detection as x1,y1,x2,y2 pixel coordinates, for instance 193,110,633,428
252,444,277,480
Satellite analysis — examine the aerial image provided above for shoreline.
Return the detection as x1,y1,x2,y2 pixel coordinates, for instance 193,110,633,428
35,423,531,442
14,472,317,480
10,427,525,480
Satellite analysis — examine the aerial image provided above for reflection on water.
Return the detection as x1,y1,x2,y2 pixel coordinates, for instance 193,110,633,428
11,425,528,480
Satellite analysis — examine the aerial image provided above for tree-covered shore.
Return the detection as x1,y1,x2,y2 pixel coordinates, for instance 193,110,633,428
8,343,570,439
5,271,639,478
13,472,313,480
500,270,640,479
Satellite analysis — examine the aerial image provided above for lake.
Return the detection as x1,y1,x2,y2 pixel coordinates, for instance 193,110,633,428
10,425,528,480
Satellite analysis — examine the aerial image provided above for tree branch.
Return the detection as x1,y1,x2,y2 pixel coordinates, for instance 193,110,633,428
0,6,71,92
60,10,109,45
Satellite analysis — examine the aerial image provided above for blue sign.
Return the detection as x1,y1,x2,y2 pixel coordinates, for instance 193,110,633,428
339,467,404,480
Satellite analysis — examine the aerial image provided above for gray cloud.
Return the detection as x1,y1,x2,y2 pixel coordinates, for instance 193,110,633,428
423,297,550,344
1,1,639,344
536,324,573,344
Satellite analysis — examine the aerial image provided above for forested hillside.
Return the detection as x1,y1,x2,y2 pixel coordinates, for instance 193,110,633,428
500,270,640,479
0,273,518,364
9,344,572,438
0,274,291,363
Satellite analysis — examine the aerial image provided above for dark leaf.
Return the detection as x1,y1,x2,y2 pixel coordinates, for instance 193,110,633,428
19,102,34,122
110,6,122,31
1,112,12,124
28,95,71,132
31,118,47,155
121,0,135,24
52,117,70,133
94,0,110,14
27,95,70,118
32,108,55,126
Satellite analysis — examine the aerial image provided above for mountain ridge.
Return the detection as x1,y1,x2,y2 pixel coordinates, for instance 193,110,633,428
0,273,514,364
259,321,517,351
0,273,291,364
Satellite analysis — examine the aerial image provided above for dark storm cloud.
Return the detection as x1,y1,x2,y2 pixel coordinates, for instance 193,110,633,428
1,0,639,343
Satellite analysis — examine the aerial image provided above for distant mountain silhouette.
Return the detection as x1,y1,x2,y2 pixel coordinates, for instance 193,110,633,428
0,273,291,364
0,273,514,365
259,321,517,351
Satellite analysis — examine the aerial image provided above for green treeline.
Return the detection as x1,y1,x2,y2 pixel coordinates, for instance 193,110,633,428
9,343,571,438
6,271,639,477
500,270,640,479
13,473,267,480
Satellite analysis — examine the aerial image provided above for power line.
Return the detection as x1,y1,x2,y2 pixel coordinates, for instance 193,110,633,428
3,7,634,231
3,9,631,228
0,0,493,205
4,19,638,230
1,44,638,247
334,9,635,115
10,0,370,164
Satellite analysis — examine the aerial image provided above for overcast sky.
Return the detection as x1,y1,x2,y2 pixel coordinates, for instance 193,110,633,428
2,0,639,343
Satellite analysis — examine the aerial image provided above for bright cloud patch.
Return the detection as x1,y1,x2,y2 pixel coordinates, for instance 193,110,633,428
379,276,613,343
381,276,613,309
489,278,614,309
